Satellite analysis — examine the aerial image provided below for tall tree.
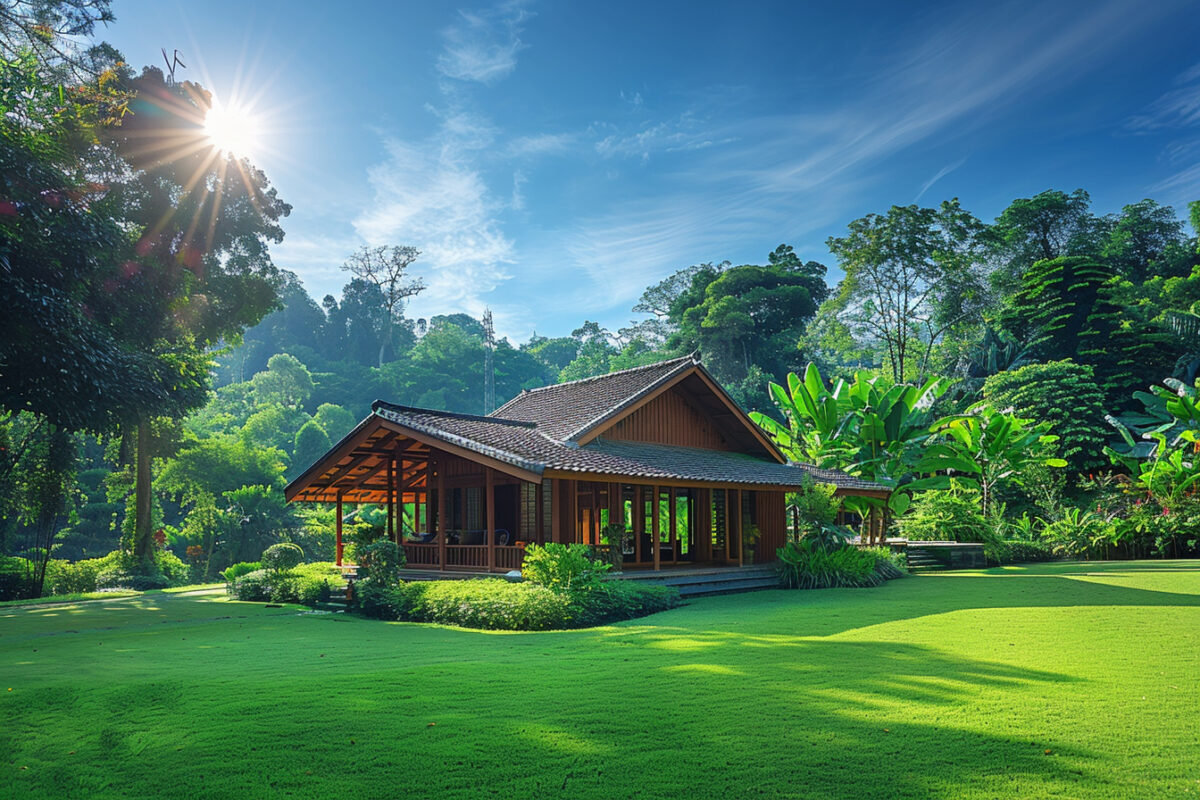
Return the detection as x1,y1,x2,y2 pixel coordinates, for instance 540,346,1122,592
341,245,425,367
987,189,1102,291
824,200,985,383
102,67,291,562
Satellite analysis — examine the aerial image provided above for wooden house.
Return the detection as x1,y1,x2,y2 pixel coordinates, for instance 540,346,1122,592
285,355,888,572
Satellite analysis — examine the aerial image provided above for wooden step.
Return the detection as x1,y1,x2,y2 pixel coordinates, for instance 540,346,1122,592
618,566,779,597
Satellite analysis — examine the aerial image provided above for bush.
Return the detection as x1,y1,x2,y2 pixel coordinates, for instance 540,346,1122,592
0,556,36,600
521,543,611,590
1000,539,1058,563
353,540,406,616
361,577,681,631
92,550,188,591
261,543,304,573
567,581,681,628
229,562,341,605
776,540,904,590
221,562,262,583
898,485,992,543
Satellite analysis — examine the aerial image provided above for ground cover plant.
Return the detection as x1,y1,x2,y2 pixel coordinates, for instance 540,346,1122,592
2,562,1197,799
355,543,681,630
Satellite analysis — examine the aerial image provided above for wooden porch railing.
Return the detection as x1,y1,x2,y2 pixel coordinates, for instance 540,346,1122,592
402,542,528,572
402,542,440,567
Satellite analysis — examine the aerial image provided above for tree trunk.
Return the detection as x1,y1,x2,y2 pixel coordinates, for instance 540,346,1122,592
133,418,154,562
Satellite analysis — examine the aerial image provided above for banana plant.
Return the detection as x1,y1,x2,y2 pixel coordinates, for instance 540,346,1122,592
929,404,1065,516
752,363,952,518
1107,377,1200,459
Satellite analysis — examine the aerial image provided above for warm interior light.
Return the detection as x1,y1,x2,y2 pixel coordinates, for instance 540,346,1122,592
203,99,261,158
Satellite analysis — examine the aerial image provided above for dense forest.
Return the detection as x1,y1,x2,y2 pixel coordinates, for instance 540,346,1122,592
3,1,1200,599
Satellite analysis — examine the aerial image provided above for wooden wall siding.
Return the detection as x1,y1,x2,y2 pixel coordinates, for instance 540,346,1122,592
755,490,786,564
599,388,731,450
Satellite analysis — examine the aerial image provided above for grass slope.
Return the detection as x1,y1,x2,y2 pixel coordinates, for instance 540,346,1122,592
2,561,1198,799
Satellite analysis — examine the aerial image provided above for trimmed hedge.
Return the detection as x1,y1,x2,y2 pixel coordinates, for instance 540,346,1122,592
229,562,342,606
361,578,681,631
987,539,1059,565
776,540,906,590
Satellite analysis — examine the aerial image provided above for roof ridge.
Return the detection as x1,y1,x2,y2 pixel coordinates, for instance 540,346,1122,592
372,400,536,428
501,354,696,400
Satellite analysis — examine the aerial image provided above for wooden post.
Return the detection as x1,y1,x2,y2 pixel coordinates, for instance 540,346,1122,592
634,485,644,564
732,489,742,567
652,485,660,571
387,454,395,544
567,479,578,545
335,492,344,566
668,488,677,563
535,480,544,545
436,460,447,569
486,466,496,572
550,479,561,543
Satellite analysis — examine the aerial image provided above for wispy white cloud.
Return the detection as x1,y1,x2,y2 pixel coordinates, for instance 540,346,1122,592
437,1,530,84
593,112,738,162
506,132,576,158
350,2,539,327
916,158,967,201
537,0,1186,320
270,231,363,286
1127,60,1200,131
353,129,514,320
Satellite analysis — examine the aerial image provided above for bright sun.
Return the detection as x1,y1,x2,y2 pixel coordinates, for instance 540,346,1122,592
203,99,261,158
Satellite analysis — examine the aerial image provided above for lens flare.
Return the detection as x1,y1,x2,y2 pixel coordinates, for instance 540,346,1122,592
203,99,261,158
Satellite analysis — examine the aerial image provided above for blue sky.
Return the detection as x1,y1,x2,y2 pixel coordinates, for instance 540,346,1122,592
106,0,1200,341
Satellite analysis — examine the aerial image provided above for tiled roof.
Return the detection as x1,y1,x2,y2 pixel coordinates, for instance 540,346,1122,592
371,394,887,493
490,355,698,441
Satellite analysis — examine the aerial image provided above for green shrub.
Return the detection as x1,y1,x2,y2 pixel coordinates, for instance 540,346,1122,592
898,485,992,543
776,540,904,590
521,543,611,590
261,543,304,573
45,558,104,595
0,556,36,600
353,540,406,616
361,577,681,631
568,581,681,628
1001,539,1058,563
229,562,341,605
96,569,171,591
221,562,262,583
92,550,189,591
397,580,571,630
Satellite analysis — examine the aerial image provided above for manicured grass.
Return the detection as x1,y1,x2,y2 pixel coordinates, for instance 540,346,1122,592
2,561,1198,799
0,590,140,608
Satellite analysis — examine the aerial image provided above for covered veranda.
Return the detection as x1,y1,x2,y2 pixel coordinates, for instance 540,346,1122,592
285,412,890,573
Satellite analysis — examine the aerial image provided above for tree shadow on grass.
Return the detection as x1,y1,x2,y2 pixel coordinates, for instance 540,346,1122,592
641,565,1200,639
391,636,1098,799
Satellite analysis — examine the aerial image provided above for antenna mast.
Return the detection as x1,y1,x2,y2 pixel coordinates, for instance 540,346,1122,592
161,48,186,85
482,308,496,414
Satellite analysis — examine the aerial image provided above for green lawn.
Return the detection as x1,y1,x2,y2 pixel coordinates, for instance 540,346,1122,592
2,562,1198,799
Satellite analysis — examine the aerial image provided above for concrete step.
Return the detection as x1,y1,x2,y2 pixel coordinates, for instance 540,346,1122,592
619,567,780,597
678,577,780,597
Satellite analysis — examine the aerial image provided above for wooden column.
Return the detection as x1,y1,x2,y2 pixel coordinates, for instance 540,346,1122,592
652,485,660,571
486,466,496,572
567,479,578,544
634,485,644,564
335,492,344,566
387,454,395,544
550,479,561,543
668,488,677,563
436,460,447,568
535,480,544,545
731,488,742,567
